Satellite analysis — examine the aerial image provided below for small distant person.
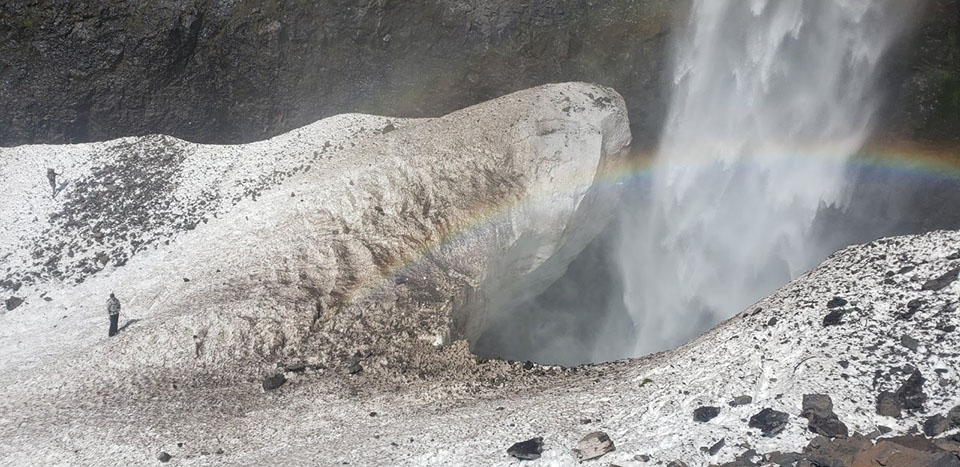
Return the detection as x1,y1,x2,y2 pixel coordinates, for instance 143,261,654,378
107,293,121,337
47,168,59,198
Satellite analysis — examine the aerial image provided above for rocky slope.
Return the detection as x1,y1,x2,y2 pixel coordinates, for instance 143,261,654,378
1,191,958,464
2,0,955,148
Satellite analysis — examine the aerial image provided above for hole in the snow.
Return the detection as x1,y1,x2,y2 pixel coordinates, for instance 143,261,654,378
466,162,960,367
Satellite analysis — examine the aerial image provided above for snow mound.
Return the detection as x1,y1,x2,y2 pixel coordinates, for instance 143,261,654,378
0,83,631,378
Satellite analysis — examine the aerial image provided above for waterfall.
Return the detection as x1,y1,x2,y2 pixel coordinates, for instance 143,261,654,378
619,0,916,355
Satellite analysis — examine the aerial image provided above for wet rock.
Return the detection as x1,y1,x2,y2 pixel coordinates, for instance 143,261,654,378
897,369,927,412
574,431,615,461
749,408,790,437
827,297,848,308
729,395,753,407
901,334,920,351
923,414,951,437
877,391,902,418
822,309,844,326
262,373,286,391
801,394,848,438
922,266,959,291
158,451,172,463
4,296,23,311
507,437,544,460
693,406,721,422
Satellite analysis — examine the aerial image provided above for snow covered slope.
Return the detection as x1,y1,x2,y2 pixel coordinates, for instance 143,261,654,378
0,81,629,384
2,83,957,466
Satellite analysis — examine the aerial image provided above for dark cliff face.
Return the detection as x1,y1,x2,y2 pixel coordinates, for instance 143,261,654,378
0,0,676,146
0,0,957,148
881,0,960,145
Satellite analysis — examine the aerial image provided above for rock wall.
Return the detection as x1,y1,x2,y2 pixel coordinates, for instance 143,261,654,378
1,0,956,148
0,0,672,146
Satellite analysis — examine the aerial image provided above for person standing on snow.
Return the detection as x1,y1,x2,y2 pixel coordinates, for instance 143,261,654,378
47,168,59,198
107,293,121,337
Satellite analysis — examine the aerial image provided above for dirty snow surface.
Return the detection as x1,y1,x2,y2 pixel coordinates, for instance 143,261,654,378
2,85,959,465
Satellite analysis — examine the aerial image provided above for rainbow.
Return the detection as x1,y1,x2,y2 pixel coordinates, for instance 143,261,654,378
346,141,960,305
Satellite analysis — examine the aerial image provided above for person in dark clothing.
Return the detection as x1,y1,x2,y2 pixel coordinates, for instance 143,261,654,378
107,293,121,337
47,168,59,198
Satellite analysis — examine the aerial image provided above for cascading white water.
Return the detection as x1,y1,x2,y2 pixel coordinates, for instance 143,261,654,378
619,0,916,355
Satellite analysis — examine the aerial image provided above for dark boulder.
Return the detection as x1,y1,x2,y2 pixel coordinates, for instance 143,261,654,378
158,451,172,463
693,406,721,423
827,297,848,308
749,408,790,437
800,394,849,439
897,369,927,412
901,334,920,351
877,391,902,418
262,373,286,391
922,266,959,291
507,437,544,461
708,438,725,456
823,309,844,327
923,414,951,437
729,395,753,407
4,296,23,311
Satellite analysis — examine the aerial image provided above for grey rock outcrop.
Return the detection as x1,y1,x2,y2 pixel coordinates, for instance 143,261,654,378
0,0,672,147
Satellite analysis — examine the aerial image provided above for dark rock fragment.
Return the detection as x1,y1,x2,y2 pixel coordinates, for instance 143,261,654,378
901,334,920,351
729,395,753,407
158,451,172,463
827,297,848,308
877,391,902,418
923,414,951,437
922,266,959,291
708,438,725,456
948,405,960,426
507,437,543,460
801,394,848,439
693,406,721,422
749,408,789,437
897,369,927,412
262,373,286,391
4,296,23,311
822,309,844,326
347,356,363,375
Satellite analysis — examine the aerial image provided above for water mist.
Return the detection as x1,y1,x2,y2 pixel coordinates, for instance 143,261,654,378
619,0,917,355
